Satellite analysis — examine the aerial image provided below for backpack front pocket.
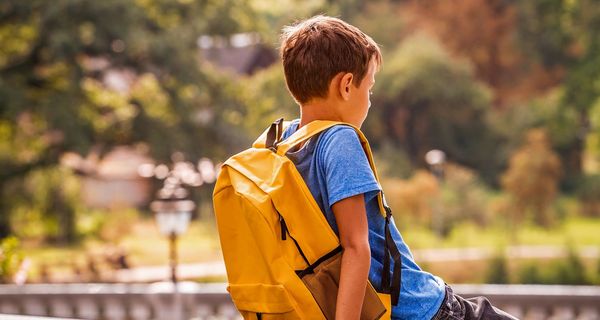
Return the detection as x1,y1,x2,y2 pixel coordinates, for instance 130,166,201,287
227,283,299,319
296,246,387,320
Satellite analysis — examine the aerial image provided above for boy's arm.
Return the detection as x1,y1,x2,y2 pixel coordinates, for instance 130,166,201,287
331,193,371,320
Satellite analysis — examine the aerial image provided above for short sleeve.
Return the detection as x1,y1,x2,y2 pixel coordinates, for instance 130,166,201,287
317,126,381,207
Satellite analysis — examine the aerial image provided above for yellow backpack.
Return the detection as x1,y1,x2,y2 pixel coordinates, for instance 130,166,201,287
213,119,401,319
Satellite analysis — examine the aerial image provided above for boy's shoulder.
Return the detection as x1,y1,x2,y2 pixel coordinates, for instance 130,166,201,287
316,124,363,152
282,120,362,153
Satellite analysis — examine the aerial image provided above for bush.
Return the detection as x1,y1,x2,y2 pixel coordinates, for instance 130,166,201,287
439,163,492,229
501,128,562,227
485,250,509,284
517,247,591,285
575,174,600,217
9,167,83,244
381,170,439,227
97,208,140,244
555,247,588,285
0,237,22,283
381,162,492,236
518,263,545,284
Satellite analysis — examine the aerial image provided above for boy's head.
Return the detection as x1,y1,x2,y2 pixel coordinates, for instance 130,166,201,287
280,15,381,106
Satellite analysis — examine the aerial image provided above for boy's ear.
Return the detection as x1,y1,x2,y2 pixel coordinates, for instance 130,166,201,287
338,72,354,101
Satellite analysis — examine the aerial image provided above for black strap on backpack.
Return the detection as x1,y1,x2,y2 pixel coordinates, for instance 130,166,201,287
266,118,284,151
381,203,402,307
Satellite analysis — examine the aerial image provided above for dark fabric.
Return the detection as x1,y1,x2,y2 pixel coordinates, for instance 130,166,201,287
265,118,284,150
382,211,402,306
432,285,520,320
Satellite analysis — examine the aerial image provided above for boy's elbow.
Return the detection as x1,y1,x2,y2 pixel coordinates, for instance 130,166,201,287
341,240,371,258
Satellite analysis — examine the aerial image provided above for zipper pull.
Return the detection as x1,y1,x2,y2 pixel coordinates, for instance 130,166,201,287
279,214,287,241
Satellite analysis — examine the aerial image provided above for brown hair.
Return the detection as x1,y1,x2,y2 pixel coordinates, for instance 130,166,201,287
280,15,382,104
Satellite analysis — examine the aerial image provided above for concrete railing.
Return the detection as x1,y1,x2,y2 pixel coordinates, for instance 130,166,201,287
454,284,600,320
0,283,599,320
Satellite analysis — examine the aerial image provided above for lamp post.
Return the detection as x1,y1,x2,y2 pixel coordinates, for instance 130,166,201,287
425,149,446,182
150,196,195,283
139,155,217,283
140,155,217,320
425,149,446,237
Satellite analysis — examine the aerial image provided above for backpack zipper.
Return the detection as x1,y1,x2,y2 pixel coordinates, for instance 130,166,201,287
277,211,311,267
279,214,287,240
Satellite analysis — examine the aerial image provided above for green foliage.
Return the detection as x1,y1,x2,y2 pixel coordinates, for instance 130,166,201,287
585,99,600,174
0,237,21,283
367,33,500,184
516,0,600,180
439,164,492,231
517,247,591,285
575,174,600,216
0,0,261,159
557,247,589,284
381,170,439,228
1,0,600,253
8,167,82,243
249,0,327,43
0,0,267,239
238,64,298,137
97,208,140,244
518,263,544,284
347,1,405,50
485,250,509,284
373,143,414,179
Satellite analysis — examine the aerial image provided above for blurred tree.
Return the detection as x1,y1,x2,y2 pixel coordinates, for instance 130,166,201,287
240,0,408,138
586,100,600,174
0,0,262,239
405,0,560,108
0,237,21,283
576,174,600,216
439,163,492,229
368,34,501,183
516,0,600,185
485,250,509,284
501,129,562,227
237,64,297,136
381,170,439,227
556,246,589,285
517,262,546,284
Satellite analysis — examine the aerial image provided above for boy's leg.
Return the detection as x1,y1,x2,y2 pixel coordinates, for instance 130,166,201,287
432,286,519,320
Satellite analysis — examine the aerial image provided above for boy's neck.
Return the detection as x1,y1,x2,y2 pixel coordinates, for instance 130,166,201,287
298,99,343,129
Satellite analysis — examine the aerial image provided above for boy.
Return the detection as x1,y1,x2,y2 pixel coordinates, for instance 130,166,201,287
278,15,518,320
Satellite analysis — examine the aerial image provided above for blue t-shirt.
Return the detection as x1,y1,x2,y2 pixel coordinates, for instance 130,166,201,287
282,120,445,320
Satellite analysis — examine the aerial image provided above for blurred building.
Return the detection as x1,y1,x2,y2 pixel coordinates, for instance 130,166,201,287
62,146,153,209
198,32,277,75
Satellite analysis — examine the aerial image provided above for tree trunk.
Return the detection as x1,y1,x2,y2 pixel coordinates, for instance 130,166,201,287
0,184,12,238
560,110,588,190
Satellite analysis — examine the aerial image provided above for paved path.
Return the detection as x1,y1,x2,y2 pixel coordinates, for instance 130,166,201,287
110,245,599,283
413,245,599,262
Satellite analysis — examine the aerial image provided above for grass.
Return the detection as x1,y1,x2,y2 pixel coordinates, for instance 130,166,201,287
400,216,600,250
19,212,599,284
21,217,223,281
25,216,599,268
119,218,222,266
401,216,600,284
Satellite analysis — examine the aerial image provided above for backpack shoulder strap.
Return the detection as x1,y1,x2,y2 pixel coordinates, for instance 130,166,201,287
275,120,389,218
252,118,292,149
275,120,340,155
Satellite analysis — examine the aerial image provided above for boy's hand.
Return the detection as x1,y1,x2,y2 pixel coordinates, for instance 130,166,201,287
332,193,371,320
